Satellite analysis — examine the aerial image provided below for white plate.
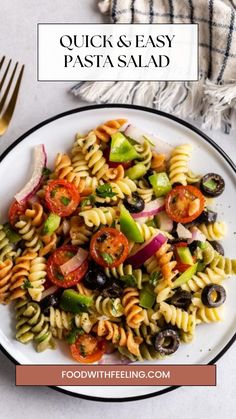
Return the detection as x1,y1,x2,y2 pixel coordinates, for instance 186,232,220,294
0,105,236,402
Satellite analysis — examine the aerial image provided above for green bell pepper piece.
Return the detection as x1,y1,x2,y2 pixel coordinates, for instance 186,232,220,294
149,172,172,197
109,132,139,162
42,213,61,235
139,284,156,308
60,289,93,314
176,247,194,265
172,263,198,288
3,223,21,244
119,205,144,243
125,163,147,180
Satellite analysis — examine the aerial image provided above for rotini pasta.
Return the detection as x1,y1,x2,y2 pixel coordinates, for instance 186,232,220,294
168,144,193,185
198,222,227,241
1,118,234,364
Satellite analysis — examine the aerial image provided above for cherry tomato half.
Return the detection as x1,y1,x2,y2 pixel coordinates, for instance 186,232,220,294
90,227,129,268
46,245,88,288
8,199,28,226
103,147,133,170
165,185,205,224
70,334,106,363
45,179,80,217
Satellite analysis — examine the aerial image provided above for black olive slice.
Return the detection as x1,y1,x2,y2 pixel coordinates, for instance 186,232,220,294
82,265,109,290
168,289,192,310
123,193,145,213
197,209,217,224
143,169,154,185
101,280,123,298
40,293,60,315
153,329,180,355
201,284,226,308
200,173,225,197
211,241,224,256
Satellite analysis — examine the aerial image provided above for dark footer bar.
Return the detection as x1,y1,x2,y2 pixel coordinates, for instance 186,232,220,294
16,365,216,386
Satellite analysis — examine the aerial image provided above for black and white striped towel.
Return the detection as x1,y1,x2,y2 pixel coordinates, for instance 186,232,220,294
72,0,236,132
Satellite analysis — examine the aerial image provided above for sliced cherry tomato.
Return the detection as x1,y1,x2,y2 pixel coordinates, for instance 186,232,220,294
46,245,88,288
8,199,28,226
45,179,80,217
70,334,106,363
165,185,205,224
90,227,129,268
103,147,133,169
174,242,191,273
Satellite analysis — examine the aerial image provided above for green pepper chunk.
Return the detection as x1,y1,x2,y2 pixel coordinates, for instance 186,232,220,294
125,163,147,180
119,205,144,243
176,247,194,265
172,263,198,288
139,284,156,308
60,289,93,314
109,132,139,162
149,172,172,197
42,213,61,236
3,223,21,244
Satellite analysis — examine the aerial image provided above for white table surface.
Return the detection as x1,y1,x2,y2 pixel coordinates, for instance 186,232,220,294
0,1,236,418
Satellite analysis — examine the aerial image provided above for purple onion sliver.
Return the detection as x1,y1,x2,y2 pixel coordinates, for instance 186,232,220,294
126,233,167,268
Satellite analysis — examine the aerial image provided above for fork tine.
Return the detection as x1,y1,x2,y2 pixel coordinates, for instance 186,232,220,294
0,62,18,113
0,64,24,132
0,59,12,92
0,56,5,71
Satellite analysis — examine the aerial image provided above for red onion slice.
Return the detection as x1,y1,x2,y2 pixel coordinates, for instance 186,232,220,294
14,144,47,203
60,248,88,276
40,285,59,301
176,223,192,239
126,233,166,268
187,227,207,244
132,198,165,219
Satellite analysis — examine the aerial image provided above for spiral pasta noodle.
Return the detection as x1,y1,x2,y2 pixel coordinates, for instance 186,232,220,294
71,152,90,179
186,169,201,184
25,203,45,227
76,282,93,296
47,307,73,330
198,222,227,241
196,306,223,323
136,180,153,203
39,233,57,257
28,256,47,302
0,225,18,261
169,144,193,185
9,251,37,301
15,218,42,253
159,302,196,333
77,132,109,179
122,287,146,329
94,119,127,142
79,207,116,227
154,242,177,282
151,152,166,172
0,259,13,304
210,254,236,275
104,165,125,182
105,264,146,290
69,216,93,246
74,312,97,334
96,319,142,356
94,296,123,320
53,153,81,188
134,140,152,169
181,266,226,293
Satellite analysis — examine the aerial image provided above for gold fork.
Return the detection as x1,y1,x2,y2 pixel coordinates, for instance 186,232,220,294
0,56,24,136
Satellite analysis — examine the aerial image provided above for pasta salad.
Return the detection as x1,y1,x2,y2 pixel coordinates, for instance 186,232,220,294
0,118,235,363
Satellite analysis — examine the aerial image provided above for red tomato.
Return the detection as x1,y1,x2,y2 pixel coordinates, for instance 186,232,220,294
46,245,88,288
174,242,191,273
165,185,205,224
45,179,80,217
103,147,133,169
8,200,28,226
70,334,106,363
90,227,129,268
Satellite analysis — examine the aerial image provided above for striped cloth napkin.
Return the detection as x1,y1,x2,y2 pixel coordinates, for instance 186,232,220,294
72,0,236,132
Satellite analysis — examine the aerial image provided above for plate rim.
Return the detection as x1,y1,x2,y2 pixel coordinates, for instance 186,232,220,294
1,103,236,403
